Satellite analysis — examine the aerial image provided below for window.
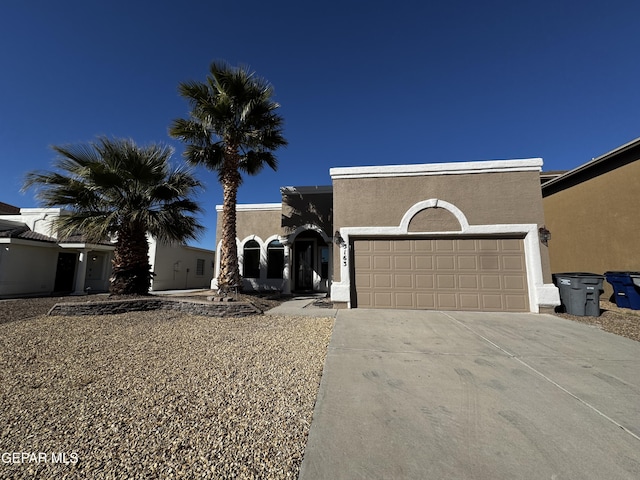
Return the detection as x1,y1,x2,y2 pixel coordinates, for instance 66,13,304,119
243,240,260,278
196,258,205,276
267,240,284,279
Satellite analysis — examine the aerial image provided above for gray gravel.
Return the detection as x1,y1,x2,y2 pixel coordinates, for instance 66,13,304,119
0,298,334,479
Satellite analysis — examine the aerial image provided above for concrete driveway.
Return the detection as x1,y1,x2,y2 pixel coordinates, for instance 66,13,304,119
298,310,640,479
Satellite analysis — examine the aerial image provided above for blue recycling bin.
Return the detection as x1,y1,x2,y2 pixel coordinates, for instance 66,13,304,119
552,273,604,316
604,271,640,310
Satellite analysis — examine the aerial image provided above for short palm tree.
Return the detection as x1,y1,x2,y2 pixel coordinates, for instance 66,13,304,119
169,61,287,293
23,137,204,295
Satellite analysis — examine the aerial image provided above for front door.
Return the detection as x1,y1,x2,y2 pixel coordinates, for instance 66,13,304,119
54,252,77,292
295,240,314,291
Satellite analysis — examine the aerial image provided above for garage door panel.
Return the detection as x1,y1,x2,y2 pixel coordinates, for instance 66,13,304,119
416,293,436,308
503,275,526,291
373,255,392,270
415,256,433,269
502,255,525,271
416,274,434,289
482,295,504,310
437,293,457,309
501,238,524,251
480,275,501,290
394,256,412,270
458,255,478,270
395,292,413,308
373,241,391,252
435,239,455,251
393,241,412,252
436,255,455,270
374,292,392,307
354,255,372,269
414,240,433,251
459,275,478,289
436,274,456,289
353,237,529,312
460,293,480,309
374,274,392,288
480,256,500,270
395,274,413,288
479,239,499,251
506,295,527,311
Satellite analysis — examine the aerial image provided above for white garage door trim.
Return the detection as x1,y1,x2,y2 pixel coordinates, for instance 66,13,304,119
330,198,560,312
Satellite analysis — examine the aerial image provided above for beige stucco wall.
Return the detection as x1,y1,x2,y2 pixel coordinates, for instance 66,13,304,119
281,190,333,238
216,208,282,245
543,160,640,297
332,170,551,283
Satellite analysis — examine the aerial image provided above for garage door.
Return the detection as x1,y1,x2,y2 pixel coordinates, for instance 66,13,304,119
352,237,529,312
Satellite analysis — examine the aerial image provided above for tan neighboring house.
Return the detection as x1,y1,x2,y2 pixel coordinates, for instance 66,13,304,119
215,159,560,313
0,206,214,297
542,137,640,297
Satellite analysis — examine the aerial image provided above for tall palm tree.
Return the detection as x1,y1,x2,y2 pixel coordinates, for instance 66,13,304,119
23,137,204,295
169,61,287,293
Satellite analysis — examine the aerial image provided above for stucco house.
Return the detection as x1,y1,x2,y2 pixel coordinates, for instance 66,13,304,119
542,137,640,297
215,158,560,313
0,206,214,297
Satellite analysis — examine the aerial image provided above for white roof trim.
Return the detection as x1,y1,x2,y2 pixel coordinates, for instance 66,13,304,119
215,203,282,212
330,159,543,179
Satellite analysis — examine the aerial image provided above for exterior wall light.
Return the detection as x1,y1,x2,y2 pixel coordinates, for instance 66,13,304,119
539,226,551,246
333,231,345,247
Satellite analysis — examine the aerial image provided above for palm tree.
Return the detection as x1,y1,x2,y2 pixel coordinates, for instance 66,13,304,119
23,137,204,295
169,61,287,293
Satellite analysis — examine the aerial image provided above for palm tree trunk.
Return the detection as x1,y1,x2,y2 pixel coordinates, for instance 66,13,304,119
110,223,152,295
217,148,242,293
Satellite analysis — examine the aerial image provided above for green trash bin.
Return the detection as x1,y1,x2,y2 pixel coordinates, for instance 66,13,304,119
552,273,604,316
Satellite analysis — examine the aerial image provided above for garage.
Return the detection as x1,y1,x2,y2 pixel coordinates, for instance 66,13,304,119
352,237,529,312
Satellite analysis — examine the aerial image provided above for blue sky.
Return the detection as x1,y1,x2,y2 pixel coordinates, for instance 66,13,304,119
2,1,639,250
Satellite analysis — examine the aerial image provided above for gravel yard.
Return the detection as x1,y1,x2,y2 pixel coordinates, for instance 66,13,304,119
1,292,638,479
554,299,640,342
0,297,334,479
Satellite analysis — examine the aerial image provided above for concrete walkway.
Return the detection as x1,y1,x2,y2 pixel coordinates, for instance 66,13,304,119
265,294,338,318
299,309,640,480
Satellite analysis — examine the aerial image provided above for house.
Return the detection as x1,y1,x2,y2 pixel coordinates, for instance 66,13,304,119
0,206,215,297
215,159,560,313
542,137,640,297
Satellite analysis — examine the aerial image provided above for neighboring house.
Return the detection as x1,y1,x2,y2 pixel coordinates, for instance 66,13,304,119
0,206,214,297
542,137,640,298
215,159,559,313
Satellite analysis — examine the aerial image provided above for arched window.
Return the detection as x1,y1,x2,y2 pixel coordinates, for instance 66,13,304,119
243,240,260,278
267,240,284,279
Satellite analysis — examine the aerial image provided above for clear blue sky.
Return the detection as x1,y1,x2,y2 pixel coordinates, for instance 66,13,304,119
2,1,639,250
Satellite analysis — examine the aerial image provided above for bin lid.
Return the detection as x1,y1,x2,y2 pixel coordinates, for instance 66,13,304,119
553,272,603,278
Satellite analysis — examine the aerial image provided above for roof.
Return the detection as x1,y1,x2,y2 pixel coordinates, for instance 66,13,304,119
542,137,640,196
0,225,57,243
0,202,20,214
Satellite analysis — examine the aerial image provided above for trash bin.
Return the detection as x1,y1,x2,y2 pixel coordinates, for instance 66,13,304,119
552,273,604,316
604,271,640,310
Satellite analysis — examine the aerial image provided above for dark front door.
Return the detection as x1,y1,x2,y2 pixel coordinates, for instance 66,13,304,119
54,252,77,292
294,240,314,291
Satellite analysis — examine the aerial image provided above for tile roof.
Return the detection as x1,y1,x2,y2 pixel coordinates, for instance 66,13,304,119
0,226,57,243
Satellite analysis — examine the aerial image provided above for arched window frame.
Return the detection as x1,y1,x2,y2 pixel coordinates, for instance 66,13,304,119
267,239,285,279
243,239,261,279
